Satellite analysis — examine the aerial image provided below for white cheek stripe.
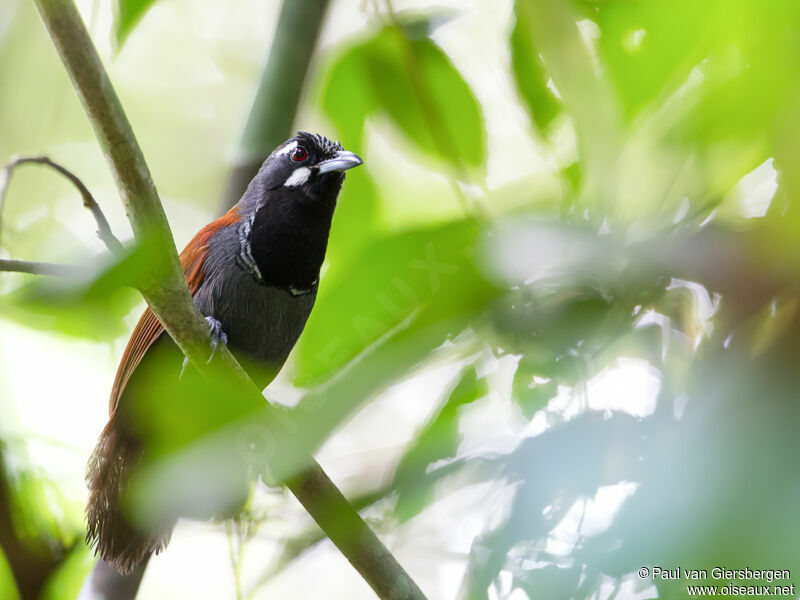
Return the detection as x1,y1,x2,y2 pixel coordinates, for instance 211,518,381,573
274,140,298,157
284,166,311,187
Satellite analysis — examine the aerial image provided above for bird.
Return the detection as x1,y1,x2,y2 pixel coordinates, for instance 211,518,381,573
85,131,362,575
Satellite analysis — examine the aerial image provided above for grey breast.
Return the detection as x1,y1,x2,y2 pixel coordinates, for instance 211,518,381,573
192,224,317,380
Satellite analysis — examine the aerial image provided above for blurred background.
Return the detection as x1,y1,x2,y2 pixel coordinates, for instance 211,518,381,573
2,0,800,598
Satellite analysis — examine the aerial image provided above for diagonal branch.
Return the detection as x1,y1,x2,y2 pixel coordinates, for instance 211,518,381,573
31,1,427,598
0,155,124,255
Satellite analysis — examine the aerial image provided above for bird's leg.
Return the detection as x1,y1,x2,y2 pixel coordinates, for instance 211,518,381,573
204,316,228,362
180,316,229,377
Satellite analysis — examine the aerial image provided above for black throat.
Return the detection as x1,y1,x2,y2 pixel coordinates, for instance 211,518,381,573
248,187,337,291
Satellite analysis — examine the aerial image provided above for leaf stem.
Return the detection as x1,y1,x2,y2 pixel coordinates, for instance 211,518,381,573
0,155,124,255
0,258,88,277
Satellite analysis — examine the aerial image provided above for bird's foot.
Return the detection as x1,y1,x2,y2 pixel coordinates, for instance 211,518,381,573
180,316,228,378
205,316,228,363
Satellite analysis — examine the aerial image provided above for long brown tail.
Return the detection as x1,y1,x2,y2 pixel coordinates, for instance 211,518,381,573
85,418,170,575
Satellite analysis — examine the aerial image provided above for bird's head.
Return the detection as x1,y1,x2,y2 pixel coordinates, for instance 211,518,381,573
236,132,361,291
255,131,362,204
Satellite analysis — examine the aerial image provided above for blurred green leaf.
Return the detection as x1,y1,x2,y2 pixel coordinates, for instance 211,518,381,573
561,162,581,192
0,451,75,600
491,289,629,369
512,356,557,419
0,548,20,600
0,243,156,340
277,308,486,482
587,0,800,203
318,43,377,148
8,469,72,545
510,0,562,133
326,167,382,262
8,0,800,597
320,25,485,168
113,0,158,49
393,365,487,522
39,545,93,600
589,0,713,120
393,9,458,41
515,565,582,600
119,344,261,526
292,220,496,386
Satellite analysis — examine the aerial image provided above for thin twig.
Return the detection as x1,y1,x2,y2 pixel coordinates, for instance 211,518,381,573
0,155,124,255
0,257,89,277
225,521,244,600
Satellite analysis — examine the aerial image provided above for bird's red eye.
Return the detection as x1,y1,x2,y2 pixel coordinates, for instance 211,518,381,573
290,146,308,162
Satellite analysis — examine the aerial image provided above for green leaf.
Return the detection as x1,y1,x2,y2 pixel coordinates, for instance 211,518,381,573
512,356,557,419
515,565,582,600
0,547,20,600
40,546,93,600
561,161,581,191
113,0,158,48
318,42,378,148
393,365,487,521
0,243,155,340
510,0,562,133
589,0,714,120
394,9,458,41
320,25,486,168
291,220,497,386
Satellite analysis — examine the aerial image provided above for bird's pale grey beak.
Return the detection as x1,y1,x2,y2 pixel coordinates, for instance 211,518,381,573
318,150,363,174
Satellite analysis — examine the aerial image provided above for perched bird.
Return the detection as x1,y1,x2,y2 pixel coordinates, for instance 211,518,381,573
86,132,362,574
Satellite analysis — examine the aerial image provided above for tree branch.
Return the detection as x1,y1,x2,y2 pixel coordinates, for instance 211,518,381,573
247,485,392,597
219,0,330,212
0,257,88,277
31,1,427,598
0,155,123,255
77,558,148,600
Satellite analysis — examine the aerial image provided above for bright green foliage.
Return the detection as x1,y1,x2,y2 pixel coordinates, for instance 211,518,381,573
511,1,562,133
39,546,94,600
0,550,20,600
4,0,800,598
293,220,496,385
393,365,487,522
512,356,557,420
0,244,151,340
113,0,158,49
321,24,486,169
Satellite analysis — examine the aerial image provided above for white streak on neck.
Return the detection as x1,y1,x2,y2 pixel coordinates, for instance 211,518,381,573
274,140,298,157
284,166,311,187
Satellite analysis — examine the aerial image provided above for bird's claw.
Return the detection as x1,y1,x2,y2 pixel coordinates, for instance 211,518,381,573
205,316,228,364
179,316,228,378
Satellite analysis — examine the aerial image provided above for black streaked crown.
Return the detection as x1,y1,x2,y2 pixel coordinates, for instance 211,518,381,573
295,131,342,159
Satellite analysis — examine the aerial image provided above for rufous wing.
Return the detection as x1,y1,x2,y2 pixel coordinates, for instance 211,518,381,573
107,206,240,415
